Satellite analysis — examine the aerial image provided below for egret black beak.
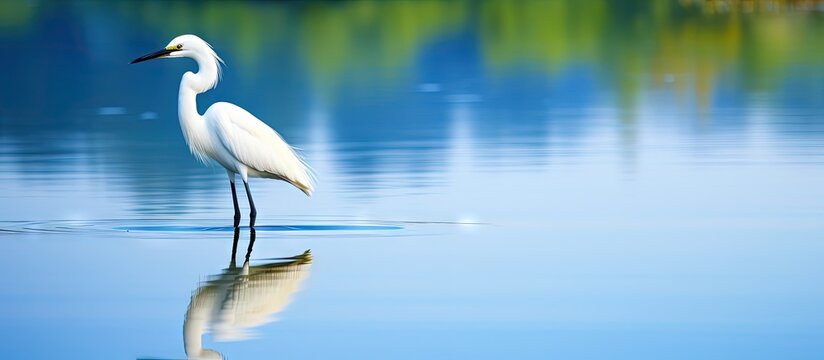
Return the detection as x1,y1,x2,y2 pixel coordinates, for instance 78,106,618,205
130,48,176,64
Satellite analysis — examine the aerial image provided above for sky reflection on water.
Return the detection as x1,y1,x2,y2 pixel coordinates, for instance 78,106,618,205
1,1,824,359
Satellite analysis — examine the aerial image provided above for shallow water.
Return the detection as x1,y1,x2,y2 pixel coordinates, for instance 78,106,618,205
1,1,824,359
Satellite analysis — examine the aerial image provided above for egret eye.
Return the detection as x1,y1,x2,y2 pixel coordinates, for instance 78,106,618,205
176,44,183,50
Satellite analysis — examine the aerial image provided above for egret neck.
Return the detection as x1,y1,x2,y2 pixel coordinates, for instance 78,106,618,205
178,51,221,162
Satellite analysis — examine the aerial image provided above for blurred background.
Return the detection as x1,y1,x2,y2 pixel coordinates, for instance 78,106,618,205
1,1,823,359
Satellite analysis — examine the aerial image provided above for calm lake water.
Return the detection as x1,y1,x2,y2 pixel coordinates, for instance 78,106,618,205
1,1,824,359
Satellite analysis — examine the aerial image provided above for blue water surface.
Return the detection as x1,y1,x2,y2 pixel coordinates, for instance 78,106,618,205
1,1,823,359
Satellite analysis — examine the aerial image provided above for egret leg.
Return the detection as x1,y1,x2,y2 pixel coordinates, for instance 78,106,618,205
229,174,241,228
229,226,240,269
243,180,257,228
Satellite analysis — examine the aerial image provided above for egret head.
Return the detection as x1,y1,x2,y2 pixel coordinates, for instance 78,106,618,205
131,34,224,91
130,34,223,66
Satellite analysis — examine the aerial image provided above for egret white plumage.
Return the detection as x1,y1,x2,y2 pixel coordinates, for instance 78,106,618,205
131,34,314,228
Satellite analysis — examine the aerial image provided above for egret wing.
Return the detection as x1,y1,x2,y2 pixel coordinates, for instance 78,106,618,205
205,102,314,195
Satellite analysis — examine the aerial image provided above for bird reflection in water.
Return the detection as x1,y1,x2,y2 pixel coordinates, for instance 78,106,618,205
183,228,312,359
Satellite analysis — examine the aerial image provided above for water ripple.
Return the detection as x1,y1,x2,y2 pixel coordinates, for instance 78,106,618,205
115,224,403,232
0,219,403,234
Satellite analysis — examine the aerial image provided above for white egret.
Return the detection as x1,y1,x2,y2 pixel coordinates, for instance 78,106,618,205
131,34,314,228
